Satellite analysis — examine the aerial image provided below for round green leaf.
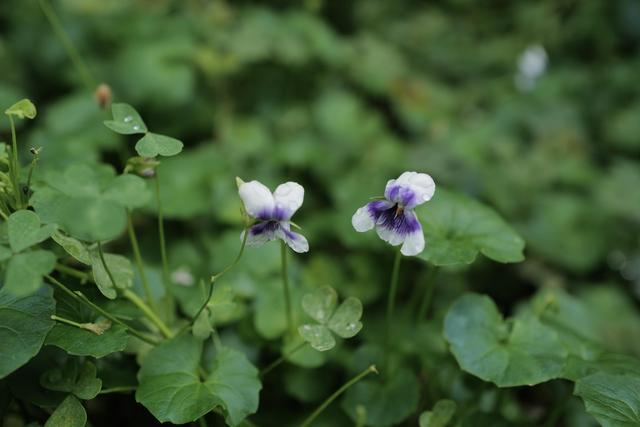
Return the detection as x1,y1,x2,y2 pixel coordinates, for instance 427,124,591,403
103,103,147,134
0,286,55,379
418,190,525,266
136,334,261,425
419,399,457,427
8,210,57,253
298,324,335,351
342,368,419,426
574,372,640,427
5,250,56,296
5,98,37,119
444,293,567,387
135,132,184,157
301,285,337,324
328,296,363,338
44,395,86,427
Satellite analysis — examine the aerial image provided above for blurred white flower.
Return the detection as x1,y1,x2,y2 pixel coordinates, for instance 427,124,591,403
515,44,548,91
171,267,195,287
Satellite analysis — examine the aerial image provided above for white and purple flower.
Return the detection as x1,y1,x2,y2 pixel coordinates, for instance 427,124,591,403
352,171,435,256
238,179,309,253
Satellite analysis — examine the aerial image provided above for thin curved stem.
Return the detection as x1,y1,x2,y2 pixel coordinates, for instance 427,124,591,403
280,241,294,335
45,274,157,345
127,210,154,305
123,289,173,338
385,250,402,348
8,116,22,209
154,172,170,293
37,0,96,91
299,365,378,427
416,266,439,321
259,341,307,378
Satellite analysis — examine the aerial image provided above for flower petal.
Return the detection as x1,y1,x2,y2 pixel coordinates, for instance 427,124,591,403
274,182,304,220
243,222,278,247
352,205,375,232
238,180,274,219
394,171,435,207
376,225,405,246
401,228,425,256
279,225,309,253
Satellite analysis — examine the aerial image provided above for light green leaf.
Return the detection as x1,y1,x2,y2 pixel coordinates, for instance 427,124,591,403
0,286,55,379
328,296,363,338
44,395,86,427
419,399,457,427
0,245,11,261
135,132,184,157
136,334,261,425
8,210,56,253
342,368,419,426
102,174,151,209
5,250,57,296
298,324,335,351
5,98,37,119
444,294,567,387
103,103,147,134
192,308,213,340
51,232,91,265
301,285,337,324
574,372,640,427
418,190,525,266
90,252,133,299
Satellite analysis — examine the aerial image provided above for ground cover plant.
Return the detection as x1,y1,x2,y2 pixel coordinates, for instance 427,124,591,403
1,0,640,426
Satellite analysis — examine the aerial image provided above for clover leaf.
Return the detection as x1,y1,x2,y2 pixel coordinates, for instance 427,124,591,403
51,231,91,265
5,98,37,119
444,293,567,387
45,395,86,427
418,189,525,266
0,286,55,379
8,210,57,252
136,334,261,426
103,103,183,157
298,286,363,351
41,360,102,400
89,251,133,300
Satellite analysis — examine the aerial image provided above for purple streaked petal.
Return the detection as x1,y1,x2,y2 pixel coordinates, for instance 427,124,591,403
280,226,309,253
384,184,418,208
375,207,421,237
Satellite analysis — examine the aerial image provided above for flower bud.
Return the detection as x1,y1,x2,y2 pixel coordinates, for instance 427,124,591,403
94,83,112,109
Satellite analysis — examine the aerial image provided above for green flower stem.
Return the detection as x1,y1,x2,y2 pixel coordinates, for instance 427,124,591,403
280,240,294,335
123,289,173,339
299,365,378,427
385,249,402,351
55,263,91,282
126,209,154,305
416,266,439,321
259,341,307,378
98,386,136,395
50,314,87,329
45,274,158,345
25,155,38,198
37,0,96,91
154,172,170,294
7,116,22,209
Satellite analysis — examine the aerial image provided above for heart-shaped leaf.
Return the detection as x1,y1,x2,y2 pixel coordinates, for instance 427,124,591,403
302,285,337,324
5,98,37,119
5,250,57,296
135,132,184,157
574,372,640,427
136,334,261,426
8,210,57,253
45,395,86,427
328,297,363,338
103,103,147,134
41,360,102,400
90,251,133,299
298,324,336,351
444,293,567,387
51,232,91,265
418,190,525,266
192,308,213,340
419,399,457,427
0,286,55,379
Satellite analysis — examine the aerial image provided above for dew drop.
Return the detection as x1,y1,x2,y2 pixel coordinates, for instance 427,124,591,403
123,116,133,123
132,125,141,131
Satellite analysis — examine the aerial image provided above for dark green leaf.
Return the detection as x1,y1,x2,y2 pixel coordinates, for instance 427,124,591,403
575,372,640,427
44,395,86,427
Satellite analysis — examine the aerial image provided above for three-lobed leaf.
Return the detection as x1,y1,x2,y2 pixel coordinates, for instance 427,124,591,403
8,210,56,252
136,132,183,157
44,395,86,427
5,98,37,119
103,103,147,134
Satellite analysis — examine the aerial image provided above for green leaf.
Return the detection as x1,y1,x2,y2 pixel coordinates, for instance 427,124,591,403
419,399,457,427
418,190,525,266
301,285,337,324
103,103,147,134
342,368,419,426
5,250,57,296
90,252,133,299
444,294,567,387
41,360,101,400
51,232,91,265
574,372,640,427
5,98,37,119
298,324,335,351
135,132,184,157
328,296,363,338
0,245,12,261
0,286,55,379
136,334,261,425
44,395,86,427
192,308,213,340
72,362,102,400
102,174,151,209
8,210,56,253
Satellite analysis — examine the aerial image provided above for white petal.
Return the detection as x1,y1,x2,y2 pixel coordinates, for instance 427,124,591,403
278,225,309,253
274,182,304,219
401,230,425,256
238,180,274,219
352,205,375,232
376,225,405,246
394,171,436,206
241,227,275,247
